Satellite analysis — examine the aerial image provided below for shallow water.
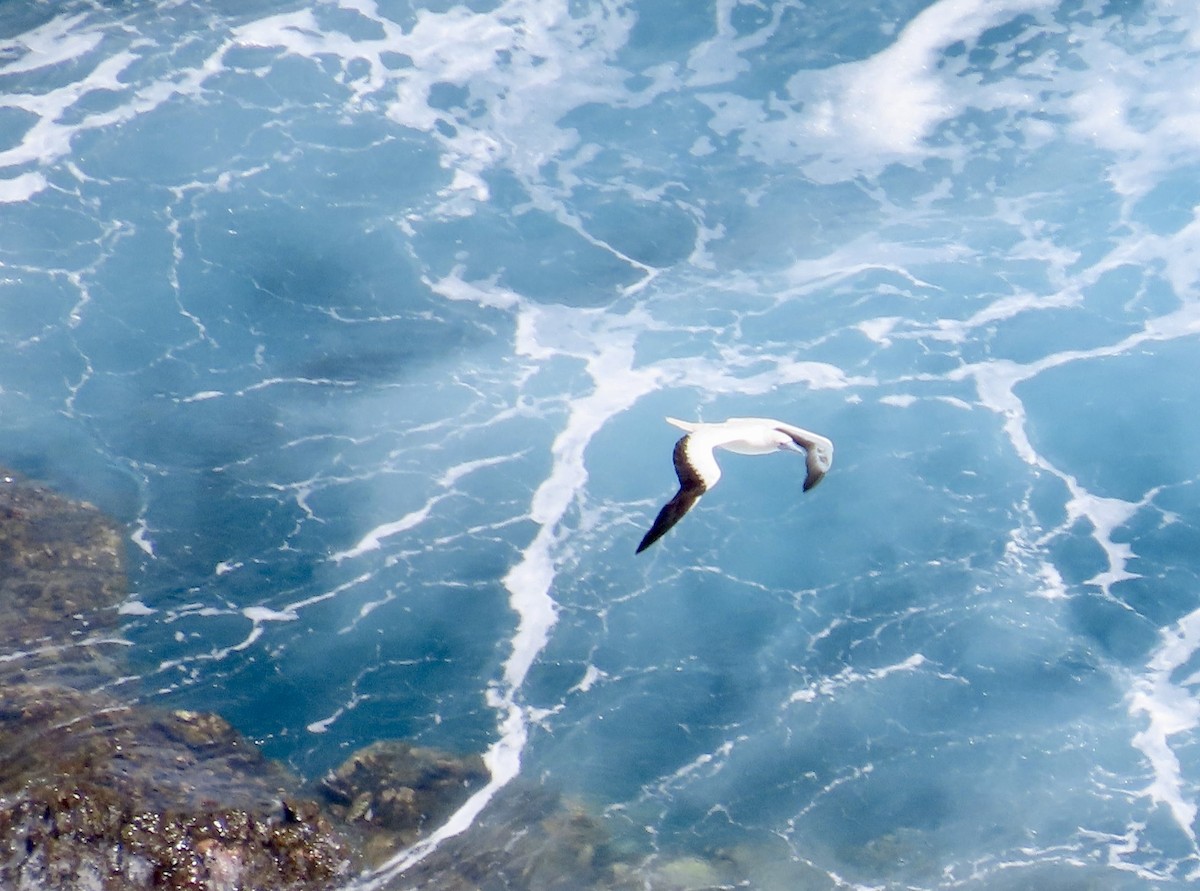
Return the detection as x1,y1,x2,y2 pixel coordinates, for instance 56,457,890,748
3,0,1200,887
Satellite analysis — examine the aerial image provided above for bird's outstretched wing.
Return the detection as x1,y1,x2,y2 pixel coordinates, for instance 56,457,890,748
774,423,833,491
636,436,707,553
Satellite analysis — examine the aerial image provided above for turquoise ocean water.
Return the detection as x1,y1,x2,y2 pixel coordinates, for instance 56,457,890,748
4,0,1200,887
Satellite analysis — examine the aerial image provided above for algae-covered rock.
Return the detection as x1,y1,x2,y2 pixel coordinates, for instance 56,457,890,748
0,683,351,890
1,781,347,891
397,784,647,891
0,471,124,620
0,470,126,686
0,469,353,890
650,855,728,890
319,740,488,855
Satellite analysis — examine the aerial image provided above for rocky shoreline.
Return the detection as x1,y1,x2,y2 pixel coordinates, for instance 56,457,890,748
0,470,497,890
0,470,353,889
0,469,792,891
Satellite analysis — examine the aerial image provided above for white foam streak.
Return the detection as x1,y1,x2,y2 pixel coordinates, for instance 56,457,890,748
331,494,450,562
1065,14,1200,201
357,277,664,887
686,0,790,88
230,0,634,218
781,0,1052,179
942,298,1200,602
7,12,102,67
438,452,526,489
1128,607,1200,848
428,269,522,312
0,16,229,193
788,653,931,704
242,605,297,624
155,606,291,675
130,518,156,557
1066,487,1147,596
0,172,48,203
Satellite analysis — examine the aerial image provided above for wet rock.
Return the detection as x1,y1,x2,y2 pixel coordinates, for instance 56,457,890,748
0,469,353,890
398,784,645,891
1,782,347,891
645,841,837,890
0,467,772,891
0,470,126,687
838,826,938,881
648,855,728,890
0,683,351,890
319,740,488,856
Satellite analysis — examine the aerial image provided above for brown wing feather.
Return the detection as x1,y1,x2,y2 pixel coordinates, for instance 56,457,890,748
636,436,707,553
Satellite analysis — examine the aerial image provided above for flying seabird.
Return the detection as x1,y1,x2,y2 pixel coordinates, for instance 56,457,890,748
636,416,833,553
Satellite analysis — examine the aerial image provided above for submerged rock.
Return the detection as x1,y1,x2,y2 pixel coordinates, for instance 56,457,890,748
397,784,645,891
0,471,126,687
319,740,489,864
0,469,352,890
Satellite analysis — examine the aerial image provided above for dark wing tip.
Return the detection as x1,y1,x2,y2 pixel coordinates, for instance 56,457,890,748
802,450,827,491
637,487,702,553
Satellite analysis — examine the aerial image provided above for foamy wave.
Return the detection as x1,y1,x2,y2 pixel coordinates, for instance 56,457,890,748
228,0,636,220
1128,608,1200,851
356,268,666,885
790,0,1052,174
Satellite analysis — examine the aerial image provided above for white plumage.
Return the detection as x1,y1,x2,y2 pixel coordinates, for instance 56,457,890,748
637,416,833,553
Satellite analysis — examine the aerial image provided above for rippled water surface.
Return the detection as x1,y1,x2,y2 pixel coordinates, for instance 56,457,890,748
3,0,1200,887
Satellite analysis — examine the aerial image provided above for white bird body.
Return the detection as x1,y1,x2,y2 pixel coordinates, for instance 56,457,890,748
637,416,833,553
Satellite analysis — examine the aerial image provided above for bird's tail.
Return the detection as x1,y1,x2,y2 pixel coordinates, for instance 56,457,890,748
665,416,699,433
